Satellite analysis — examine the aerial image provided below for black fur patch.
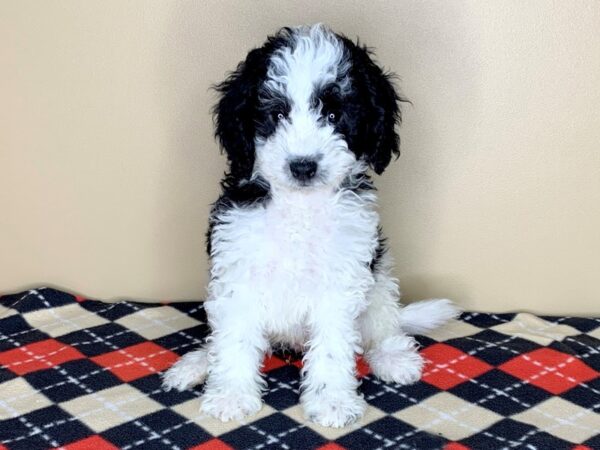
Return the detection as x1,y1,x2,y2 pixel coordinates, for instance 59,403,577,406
335,35,406,174
370,227,388,272
212,29,294,181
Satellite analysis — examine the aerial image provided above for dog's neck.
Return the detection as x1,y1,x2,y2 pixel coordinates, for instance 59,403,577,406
270,184,334,201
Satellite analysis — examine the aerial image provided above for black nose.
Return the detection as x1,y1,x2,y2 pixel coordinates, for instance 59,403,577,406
289,159,318,181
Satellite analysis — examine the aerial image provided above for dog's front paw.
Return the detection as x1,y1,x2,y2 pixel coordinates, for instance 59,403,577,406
201,389,262,422
162,349,209,392
367,335,424,385
302,390,366,428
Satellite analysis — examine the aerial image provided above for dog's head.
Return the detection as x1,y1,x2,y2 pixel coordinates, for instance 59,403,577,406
214,24,404,191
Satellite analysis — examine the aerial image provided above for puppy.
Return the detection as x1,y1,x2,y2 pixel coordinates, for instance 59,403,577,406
163,24,459,428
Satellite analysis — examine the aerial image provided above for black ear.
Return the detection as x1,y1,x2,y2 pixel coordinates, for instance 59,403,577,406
213,48,265,180
213,30,293,181
346,40,403,174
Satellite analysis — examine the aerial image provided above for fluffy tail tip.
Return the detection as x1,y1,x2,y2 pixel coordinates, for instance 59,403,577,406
398,298,461,335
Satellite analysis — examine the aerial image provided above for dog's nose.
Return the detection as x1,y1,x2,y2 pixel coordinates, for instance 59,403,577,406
289,159,318,181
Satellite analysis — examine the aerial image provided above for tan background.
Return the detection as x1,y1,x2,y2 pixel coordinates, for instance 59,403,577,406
1,1,599,314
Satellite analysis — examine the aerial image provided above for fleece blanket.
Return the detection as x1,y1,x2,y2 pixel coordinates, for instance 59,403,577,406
0,288,599,449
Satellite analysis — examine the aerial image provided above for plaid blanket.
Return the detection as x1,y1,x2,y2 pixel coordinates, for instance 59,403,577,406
0,288,598,450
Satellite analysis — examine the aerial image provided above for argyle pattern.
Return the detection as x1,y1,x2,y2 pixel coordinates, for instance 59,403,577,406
1,288,599,450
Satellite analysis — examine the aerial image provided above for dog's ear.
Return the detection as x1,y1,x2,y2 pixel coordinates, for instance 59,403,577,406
347,42,403,175
213,47,271,180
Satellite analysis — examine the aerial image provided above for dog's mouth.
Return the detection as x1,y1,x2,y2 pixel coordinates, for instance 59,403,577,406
294,177,318,187
289,172,329,190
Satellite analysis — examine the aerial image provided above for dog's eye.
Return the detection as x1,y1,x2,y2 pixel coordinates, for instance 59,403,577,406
273,111,286,122
327,112,337,123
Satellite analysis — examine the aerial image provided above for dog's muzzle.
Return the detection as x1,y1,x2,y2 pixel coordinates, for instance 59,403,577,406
289,158,318,183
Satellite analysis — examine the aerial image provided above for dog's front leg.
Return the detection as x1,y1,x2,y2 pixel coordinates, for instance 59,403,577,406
300,294,367,428
200,297,268,422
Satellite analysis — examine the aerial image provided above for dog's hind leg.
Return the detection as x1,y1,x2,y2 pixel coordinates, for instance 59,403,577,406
360,252,423,384
360,252,459,384
162,347,210,392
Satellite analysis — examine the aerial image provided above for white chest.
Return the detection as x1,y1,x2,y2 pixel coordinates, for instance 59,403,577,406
208,189,379,304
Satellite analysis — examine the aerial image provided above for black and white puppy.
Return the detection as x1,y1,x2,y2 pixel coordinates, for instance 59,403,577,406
163,24,458,428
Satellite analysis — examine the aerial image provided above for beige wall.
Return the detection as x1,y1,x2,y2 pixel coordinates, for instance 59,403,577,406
1,1,599,314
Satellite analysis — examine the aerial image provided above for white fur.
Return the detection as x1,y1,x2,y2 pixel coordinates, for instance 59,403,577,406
162,348,208,392
256,24,354,192
365,335,424,385
162,24,459,428
397,299,461,335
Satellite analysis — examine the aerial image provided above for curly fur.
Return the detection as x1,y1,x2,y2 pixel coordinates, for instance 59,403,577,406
163,24,459,428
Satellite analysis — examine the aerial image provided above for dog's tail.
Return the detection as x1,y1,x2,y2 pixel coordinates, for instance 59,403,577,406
397,299,461,335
